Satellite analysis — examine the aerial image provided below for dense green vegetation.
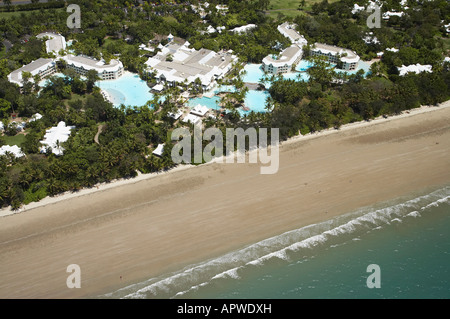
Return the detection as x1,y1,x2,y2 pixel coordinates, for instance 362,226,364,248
0,0,449,209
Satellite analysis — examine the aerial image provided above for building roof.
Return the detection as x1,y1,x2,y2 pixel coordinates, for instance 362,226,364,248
29,113,43,122
262,45,303,67
63,54,123,73
146,41,237,87
168,110,183,120
190,104,209,117
7,58,56,86
39,121,75,156
0,145,25,158
182,113,202,125
37,32,67,55
152,144,165,157
231,24,257,34
398,64,432,76
277,23,308,46
312,43,360,64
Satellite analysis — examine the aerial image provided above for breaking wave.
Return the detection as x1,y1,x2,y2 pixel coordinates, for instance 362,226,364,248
99,186,450,299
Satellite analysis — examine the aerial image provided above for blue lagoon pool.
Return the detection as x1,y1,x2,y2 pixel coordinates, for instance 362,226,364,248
96,72,155,107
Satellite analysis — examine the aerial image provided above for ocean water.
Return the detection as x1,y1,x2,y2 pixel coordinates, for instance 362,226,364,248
101,185,450,299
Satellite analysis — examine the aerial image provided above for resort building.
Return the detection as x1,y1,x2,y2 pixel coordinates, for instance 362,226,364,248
190,104,209,117
7,58,57,87
309,43,360,71
152,144,165,157
398,64,432,76
37,32,67,56
182,113,202,125
39,121,75,156
145,41,237,91
0,145,25,158
62,54,124,80
277,22,308,47
231,24,257,34
262,45,303,74
276,22,359,71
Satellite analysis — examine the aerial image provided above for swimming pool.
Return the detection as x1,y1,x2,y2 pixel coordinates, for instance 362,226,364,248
188,96,221,110
242,63,310,86
38,73,67,87
295,60,314,72
243,90,270,114
188,90,270,116
96,72,155,107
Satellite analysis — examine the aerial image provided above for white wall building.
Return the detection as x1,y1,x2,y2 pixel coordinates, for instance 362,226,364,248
262,45,303,74
277,22,308,47
231,24,257,34
7,58,57,87
37,32,67,56
0,145,25,158
310,43,360,71
146,41,237,91
277,22,359,71
39,121,75,156
62,54,124,80
398,64,432,76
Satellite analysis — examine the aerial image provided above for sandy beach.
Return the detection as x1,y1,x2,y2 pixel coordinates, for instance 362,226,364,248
1,102,450,298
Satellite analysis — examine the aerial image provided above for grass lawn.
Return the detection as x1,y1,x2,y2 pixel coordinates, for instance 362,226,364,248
0,7,64,19
2,133,26,146
266,0,340,19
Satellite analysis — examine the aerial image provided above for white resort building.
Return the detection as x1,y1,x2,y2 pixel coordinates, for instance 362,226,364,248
62,54,124,80
7,58,57,87
262,45,303,74
39,121,75,156
277,22,308,47
8,31,124,88
276,22,360,72
145,40,237,91
36,32,67,56
310,43,360,71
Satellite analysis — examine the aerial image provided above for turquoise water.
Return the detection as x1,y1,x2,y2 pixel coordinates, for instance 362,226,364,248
243,90,270,113
188,96,221,110
242,60,370,86
38,72,67,87
102,184,450,299
296,60,314,72
188,90,270,115
96,73,155,107
93,60,370,112
242,63,310,86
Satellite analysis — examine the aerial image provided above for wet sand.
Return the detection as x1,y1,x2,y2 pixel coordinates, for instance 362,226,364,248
1,103,449,298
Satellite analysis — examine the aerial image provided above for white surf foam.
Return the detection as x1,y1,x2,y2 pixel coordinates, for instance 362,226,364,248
104,186,450,299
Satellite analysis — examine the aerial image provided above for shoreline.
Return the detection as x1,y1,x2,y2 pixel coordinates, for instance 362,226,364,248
0,101,449,298
1,100,449,218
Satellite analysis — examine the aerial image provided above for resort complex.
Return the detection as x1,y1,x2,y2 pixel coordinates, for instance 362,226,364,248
1,0,449,302
145,39,237,91
7,32,124,87
277,22,360,71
